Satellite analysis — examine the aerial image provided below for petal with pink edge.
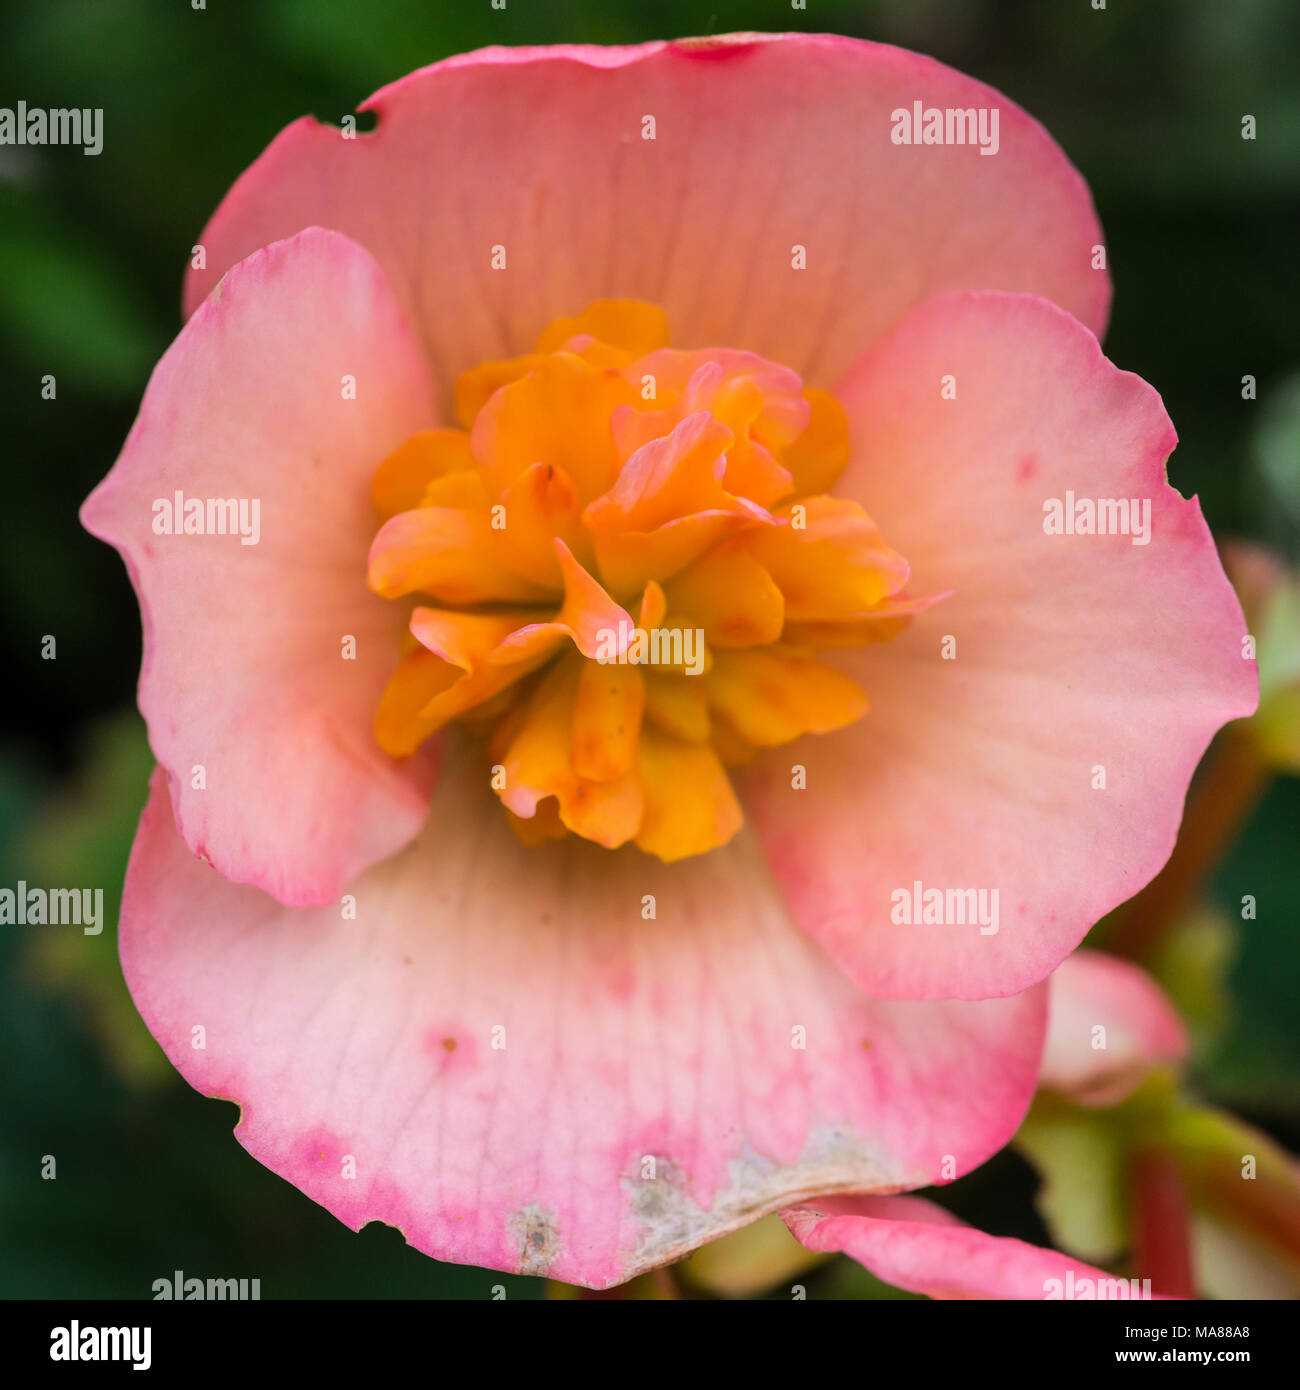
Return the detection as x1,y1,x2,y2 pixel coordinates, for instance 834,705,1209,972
783,1194,1146,1300
743,292,1256,1001
81,228,438,907
1041,950,1188,1106
183,35,1108,390
120,753,1046,1289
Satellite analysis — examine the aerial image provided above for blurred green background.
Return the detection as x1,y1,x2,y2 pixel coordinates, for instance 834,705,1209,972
1,0,1297,1298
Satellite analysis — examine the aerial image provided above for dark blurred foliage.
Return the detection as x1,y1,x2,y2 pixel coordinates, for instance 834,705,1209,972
0,0,1297,1298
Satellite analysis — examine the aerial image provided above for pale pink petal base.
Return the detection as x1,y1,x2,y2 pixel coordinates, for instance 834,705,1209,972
1041,950,1188,1105
121,750,1046,1288
183,35,1108,390
745,292,1257,1001
783,1194,1149,1300
82,228,438,907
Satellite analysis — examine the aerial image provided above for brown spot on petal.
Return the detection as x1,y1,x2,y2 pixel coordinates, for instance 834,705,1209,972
509,1206,561,1277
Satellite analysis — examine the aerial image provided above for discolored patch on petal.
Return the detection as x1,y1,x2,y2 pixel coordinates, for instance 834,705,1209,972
509,1205,562,1278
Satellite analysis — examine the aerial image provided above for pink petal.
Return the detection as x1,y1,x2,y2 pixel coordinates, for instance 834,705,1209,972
783,1194,1152,1299
744,292,1257,1000
121,754,1046,1289
81,229,438,907
1041,950,1189,1106
183,36,1107,388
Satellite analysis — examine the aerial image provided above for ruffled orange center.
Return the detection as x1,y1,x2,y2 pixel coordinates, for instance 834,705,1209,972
368,300,919,861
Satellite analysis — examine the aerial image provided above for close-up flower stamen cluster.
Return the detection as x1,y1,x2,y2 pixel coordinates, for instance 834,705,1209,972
367,297,918,859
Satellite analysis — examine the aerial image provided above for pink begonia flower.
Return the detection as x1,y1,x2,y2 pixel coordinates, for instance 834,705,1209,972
82,35,1256,1288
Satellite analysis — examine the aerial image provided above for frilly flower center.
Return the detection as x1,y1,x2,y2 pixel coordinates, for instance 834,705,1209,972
367,300,921,862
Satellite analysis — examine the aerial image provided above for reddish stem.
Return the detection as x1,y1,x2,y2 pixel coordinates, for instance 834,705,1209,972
1131,1150,1198,1299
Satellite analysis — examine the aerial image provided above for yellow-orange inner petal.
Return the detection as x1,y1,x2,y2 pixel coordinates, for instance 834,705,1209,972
366,300,933,861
